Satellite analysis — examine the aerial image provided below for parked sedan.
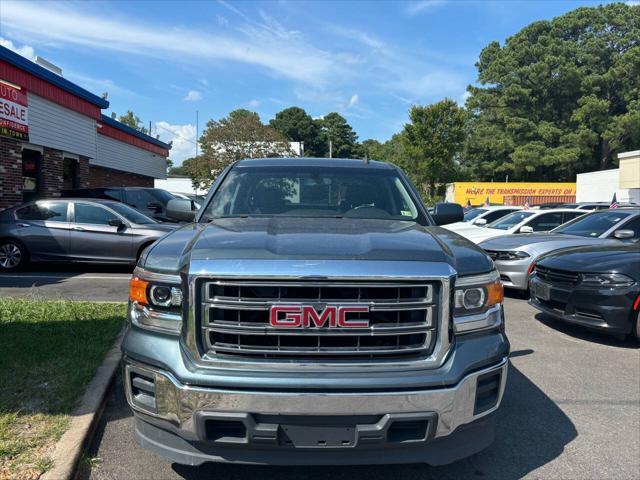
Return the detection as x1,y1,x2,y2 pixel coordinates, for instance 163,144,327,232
529,244,640,340
479,209,640,290
0,199,177,271
61,187,180,221
458,209,586,244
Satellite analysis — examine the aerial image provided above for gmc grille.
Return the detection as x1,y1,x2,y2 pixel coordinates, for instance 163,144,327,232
198,280,439,361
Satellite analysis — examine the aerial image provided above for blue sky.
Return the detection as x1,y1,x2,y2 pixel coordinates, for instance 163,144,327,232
0,0,622,164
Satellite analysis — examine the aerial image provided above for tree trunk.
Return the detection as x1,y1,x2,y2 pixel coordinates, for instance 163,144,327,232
600,138,611,171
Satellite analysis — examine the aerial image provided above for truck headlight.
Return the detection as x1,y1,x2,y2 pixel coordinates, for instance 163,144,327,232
129,272,183,334
580,273,634,288
454,270,504,334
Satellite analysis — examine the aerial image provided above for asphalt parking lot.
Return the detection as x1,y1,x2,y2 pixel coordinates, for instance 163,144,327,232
76,296,640,480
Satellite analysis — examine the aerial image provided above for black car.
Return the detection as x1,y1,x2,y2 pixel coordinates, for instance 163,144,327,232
529,244,640,340
61,187,179,221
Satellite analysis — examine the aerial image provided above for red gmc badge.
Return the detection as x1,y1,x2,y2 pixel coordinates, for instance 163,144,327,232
269,305,370,328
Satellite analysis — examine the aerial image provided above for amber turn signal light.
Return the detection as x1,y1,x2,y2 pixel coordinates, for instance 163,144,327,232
486,280,504,307
129,276,149,305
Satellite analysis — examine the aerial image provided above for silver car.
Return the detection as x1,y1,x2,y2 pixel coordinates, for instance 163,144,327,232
478,208,640,290
0,198,177,271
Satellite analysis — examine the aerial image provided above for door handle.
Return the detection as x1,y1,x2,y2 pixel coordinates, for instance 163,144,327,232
72,226,85,231
17,223,31,228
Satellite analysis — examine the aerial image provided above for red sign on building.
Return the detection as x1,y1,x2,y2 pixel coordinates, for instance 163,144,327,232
0,80,28,141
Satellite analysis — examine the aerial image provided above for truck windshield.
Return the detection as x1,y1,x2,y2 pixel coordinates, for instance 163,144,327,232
204,166,421,221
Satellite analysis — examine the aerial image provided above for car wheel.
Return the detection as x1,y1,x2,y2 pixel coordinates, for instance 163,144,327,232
0,240,27,271
634,310,640,342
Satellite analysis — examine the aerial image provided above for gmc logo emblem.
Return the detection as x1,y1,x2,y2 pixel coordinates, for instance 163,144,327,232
269,305,370,328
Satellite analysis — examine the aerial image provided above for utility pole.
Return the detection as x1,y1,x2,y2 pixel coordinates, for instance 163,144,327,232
329,139,333,158
195,110,199,194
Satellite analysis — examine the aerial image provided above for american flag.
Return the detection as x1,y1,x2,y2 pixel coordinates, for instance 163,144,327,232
465,199,472,210
483,196,490,207
610,193,619,209
523,197,530,210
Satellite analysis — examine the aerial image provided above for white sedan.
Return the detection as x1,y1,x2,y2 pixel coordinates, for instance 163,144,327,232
458,209,587,244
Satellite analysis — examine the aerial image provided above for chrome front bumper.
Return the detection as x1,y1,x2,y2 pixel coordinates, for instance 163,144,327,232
124,357,508,441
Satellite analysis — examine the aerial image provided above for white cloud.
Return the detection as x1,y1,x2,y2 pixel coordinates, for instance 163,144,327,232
154,121,197,164
348,94,359,108
248,99,261,108
0,37,35,59
405,0,448,16
0,1,341,86
65,71,138,97
458,90,471,106
183,90,202,101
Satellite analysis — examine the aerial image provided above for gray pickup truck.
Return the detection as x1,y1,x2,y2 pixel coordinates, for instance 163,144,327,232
123,158,509,466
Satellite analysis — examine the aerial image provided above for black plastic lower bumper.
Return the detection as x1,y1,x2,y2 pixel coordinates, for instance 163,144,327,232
133,412,496,466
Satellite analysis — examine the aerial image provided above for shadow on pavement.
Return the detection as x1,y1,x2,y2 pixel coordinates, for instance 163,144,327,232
124,362,575,480
536,312,639,349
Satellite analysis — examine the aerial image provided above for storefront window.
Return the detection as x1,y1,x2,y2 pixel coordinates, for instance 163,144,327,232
22,149,41,202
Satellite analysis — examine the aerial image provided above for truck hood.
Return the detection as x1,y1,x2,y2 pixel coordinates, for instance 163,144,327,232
141,217,493,276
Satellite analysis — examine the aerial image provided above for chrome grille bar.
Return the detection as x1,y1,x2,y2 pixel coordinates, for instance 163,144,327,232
199,279,438,360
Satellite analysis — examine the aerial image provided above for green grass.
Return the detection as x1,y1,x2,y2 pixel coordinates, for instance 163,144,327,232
0,299,125,479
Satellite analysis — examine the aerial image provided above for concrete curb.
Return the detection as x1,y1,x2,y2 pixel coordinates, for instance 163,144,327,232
42,330,124,480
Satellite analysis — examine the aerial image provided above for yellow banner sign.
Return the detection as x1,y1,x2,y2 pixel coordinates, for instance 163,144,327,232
449,182,576,205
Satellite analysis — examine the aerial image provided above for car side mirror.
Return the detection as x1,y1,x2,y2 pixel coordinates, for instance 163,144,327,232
474,218,487,226
613,229,634,240
166,198,196,222
108,218,124,228
432,202,464,226
519,226,534,233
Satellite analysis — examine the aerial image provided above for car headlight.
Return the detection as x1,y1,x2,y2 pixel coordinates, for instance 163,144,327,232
454,270,504,334
129,271,183,334
498,250,530,261
580,273,635,288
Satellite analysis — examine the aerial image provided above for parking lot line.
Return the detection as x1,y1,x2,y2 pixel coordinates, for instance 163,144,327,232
0,274,131,280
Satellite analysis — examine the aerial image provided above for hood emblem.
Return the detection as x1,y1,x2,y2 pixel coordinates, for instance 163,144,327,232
269,305,370,328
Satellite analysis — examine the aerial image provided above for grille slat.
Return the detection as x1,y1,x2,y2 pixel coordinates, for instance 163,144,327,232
535,266,579,285
200,280,438,361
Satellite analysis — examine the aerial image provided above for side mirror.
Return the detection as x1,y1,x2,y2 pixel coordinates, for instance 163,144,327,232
613,229,634,240
519,226,534,233
432,202,464,226
108,218,124,228
474,218,487,226
166,198,196,222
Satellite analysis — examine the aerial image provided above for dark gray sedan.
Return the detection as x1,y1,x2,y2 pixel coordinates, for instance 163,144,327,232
0,199,177,271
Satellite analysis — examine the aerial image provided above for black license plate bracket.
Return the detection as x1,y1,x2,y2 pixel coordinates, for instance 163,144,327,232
280,424,356,448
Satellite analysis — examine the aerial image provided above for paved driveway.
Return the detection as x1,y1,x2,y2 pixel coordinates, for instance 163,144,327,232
80,297,640,479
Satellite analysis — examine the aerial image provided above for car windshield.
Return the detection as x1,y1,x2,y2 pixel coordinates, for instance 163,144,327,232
463,208,487,221
203,166,421,221
108,202,157,224
487,211,535,230
553,211,632,237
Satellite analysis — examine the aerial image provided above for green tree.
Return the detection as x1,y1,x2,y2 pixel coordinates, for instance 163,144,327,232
269,107,323,156
117,110,149,134
317,112,359,158
401,99,467,197
195,109,292,189
464,3,640,181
